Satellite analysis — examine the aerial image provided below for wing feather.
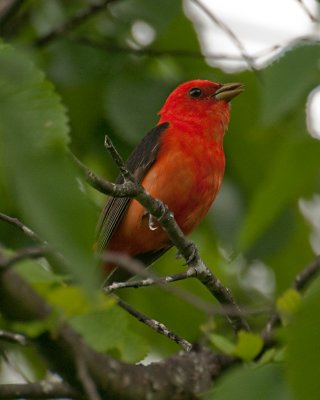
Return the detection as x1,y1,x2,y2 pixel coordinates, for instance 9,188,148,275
96,122,169,252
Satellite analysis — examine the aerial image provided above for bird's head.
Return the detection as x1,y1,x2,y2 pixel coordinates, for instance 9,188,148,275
158,80,243,130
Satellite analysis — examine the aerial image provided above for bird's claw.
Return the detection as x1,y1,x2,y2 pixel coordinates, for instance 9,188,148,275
148,213,158,231
184,243,198,265
176,243,198,265
155,199,171,221
143,199,171,231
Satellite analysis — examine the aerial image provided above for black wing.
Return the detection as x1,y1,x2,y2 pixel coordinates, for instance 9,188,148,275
96,122,169,253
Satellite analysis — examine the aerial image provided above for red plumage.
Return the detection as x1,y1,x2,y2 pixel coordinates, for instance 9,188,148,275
97,80,243,280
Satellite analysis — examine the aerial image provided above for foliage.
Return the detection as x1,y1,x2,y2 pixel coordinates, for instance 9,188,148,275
0,0,320,398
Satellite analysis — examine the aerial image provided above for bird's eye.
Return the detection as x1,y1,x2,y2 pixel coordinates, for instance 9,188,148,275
188,87,202,98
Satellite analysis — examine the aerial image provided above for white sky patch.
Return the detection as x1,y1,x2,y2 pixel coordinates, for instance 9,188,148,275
184,0,320,137
306,86,320,139
299,196,320,254
241,260,275,298
185,0,319,70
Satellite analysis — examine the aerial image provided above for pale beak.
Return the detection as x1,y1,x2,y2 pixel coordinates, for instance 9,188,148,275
214,82,244,102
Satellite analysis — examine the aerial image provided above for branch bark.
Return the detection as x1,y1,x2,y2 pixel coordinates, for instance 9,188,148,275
0,268,235,399
0,381,80,399
0,212,41,242
116,297,193,352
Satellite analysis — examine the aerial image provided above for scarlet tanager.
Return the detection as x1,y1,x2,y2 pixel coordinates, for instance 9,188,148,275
97,80,243,281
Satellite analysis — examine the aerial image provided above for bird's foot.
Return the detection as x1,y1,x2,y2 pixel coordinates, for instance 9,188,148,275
176,242,198,265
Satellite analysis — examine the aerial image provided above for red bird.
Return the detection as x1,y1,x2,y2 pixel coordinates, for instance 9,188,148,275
97,80,243,281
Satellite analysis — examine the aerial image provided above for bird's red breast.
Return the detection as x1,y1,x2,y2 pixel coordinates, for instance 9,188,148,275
97,80,243,279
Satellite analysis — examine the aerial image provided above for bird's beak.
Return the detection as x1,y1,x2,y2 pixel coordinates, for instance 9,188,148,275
214,82,244,102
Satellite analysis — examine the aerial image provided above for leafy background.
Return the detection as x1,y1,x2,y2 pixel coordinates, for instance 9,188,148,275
0,0,320,398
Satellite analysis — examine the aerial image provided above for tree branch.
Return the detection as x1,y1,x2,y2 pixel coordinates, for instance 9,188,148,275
0,268,235,400
103,251,215,314
0,208,213,349
72,36,253,61
71,152,138,197
75,353,102,400
189,0,258,74
0,212,41,242
0,329,28,346
0,381,80,399
71,35,320,65
293,254,320,291
103,253,269,322
105,266,195,293
0,0,26,35
116,296,192,352
296,0,319,23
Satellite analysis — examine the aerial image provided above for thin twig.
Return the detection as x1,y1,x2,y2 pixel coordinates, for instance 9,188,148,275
71,36,255,61
104,136,136,182
191,261,250,332
106,269,194,292
261,254,320,346
71,152,138,197
116,297,193,352
0,266,236,399
0,212,41,242
103,252,272,318
0,329,28,346
103,251,215,314
34,0,117,47
0,0,26,32
293,254,320,291
72,35,319,65
190,0,259,75
296,0,319,23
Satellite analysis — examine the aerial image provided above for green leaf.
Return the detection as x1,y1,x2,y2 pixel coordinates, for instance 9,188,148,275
0,44,98,291
209,333,235,355
238,136,320,251
105,72,171,145
262,43,320,125
11,314,58,338
258,348,277,365
118,329,149,363
70,307,148,362
14,259,65,285
208,364,292,400
286,277,320,400
111,0,181,34
155,13,200,53
234,331,263,362
70,308,127,352
276,288,301,323
45,286,98,318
